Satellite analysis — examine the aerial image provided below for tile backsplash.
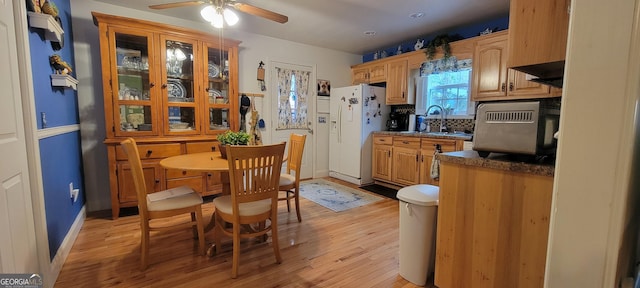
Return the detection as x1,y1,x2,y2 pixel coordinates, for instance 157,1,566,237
391,97,562,133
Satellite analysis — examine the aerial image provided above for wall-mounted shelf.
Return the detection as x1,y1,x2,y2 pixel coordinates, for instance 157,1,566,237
27,12,63,43
51,74,78,90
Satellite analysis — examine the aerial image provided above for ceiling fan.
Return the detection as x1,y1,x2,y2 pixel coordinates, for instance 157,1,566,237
149,0,288,25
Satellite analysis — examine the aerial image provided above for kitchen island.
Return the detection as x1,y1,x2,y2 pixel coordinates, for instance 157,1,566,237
435,150,554,288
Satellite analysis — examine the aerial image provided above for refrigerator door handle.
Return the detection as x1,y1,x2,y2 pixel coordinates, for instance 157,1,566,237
337,104,342,143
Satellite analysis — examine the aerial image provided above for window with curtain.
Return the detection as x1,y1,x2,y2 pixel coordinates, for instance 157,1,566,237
276,67,310,130
418,57,474,116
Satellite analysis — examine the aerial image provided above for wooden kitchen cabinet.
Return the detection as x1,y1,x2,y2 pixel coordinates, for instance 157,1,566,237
435,161,553,288
419,138,459,185
385,58,412,105
508,0,570,76
472,31,560,101
372,135,393,181
93,12,239,219
351,62,386,84
391,136,420,185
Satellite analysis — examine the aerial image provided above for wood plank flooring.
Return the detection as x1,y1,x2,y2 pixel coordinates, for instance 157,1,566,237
55,178,436,287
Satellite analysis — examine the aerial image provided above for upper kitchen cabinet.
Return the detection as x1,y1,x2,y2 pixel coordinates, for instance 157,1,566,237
472,31,560,101
507,0,570,85
385,58,412,105
351,62,386,84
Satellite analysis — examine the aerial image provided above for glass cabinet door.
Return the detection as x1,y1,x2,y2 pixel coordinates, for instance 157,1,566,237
110,28,157,136
203,43,231,134
161,36,200,134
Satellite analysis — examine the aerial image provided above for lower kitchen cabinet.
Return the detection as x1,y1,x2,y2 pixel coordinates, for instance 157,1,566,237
372,133,464,188
435,161,553,288
419,138,458,185
391,137,421,186
372,135,393,181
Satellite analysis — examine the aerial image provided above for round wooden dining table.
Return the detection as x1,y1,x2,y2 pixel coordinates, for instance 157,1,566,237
159,151,231,256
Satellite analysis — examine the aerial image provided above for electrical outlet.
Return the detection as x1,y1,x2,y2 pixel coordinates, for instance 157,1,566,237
71,189,79,203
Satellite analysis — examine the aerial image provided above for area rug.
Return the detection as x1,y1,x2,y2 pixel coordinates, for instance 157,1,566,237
360,184,399,200
299,179,383,212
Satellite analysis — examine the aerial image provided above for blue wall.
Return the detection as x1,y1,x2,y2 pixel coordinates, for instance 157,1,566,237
27,0,85,260
363,15,510,62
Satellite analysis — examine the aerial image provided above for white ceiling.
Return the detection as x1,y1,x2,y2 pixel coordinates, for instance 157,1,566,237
95,0,510,55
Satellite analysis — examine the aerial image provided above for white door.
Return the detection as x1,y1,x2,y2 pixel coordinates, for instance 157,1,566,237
270,61,314,179
0,1,38,273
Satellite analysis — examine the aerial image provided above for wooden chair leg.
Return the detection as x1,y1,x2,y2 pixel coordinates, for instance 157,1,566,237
285,191,291,212
195,207,205,255
231,224,241,278
140,220,150,270
190,212,198,239
271,215,282,263
294,187,302,222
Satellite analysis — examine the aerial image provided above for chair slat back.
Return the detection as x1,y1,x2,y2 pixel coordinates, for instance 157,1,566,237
120,138,149,216
227,143,285,205
286,134,307,177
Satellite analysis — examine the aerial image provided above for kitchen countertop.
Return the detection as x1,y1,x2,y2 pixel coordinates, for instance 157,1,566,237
374,131,473,141
437,150,555,177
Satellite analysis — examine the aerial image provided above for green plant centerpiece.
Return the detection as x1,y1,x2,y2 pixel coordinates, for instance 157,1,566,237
216,130,250,159
424,34,463,60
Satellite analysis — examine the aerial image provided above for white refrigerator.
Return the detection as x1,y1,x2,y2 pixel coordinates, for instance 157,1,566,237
329,84,389,185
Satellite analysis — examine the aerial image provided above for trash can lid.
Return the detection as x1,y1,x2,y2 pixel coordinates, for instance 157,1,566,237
396,184,439,206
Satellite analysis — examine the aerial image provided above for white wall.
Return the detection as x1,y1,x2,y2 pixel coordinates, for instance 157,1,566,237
70,0,360,211
545,0,640,287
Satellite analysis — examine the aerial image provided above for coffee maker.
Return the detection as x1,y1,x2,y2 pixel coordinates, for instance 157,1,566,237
387,111,409,131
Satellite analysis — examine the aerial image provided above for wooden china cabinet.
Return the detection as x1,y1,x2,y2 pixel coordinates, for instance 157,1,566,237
92,12,240,219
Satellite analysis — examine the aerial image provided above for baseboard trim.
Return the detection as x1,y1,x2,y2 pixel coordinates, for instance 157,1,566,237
48,205,85,286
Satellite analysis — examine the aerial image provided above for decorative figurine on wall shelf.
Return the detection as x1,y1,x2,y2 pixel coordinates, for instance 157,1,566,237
49,54,72,75
41,0,59,18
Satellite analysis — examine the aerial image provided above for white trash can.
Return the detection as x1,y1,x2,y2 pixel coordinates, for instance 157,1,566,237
397,184,439,286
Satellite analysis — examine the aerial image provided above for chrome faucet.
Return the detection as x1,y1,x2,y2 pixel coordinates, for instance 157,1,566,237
425,105,447,132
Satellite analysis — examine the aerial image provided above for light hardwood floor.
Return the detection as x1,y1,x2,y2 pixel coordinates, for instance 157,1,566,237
55,178,435,287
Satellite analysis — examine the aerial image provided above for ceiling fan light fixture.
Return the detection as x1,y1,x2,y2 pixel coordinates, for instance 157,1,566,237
223,8,239,26
212,10,224,28
200,5,216,22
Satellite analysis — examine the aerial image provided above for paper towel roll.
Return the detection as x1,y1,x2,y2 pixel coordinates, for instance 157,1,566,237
408,114,416,131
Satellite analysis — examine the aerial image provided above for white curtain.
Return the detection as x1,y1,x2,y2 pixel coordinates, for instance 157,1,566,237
275,66,310,130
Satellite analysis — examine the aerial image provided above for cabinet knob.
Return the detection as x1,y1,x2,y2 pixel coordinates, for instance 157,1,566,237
207,173,212,177
509,82,514,91
205,87,210,92
501,83,506,92
161,83,167,89
146,150,152,157
154,179,160,184
211,146,216,152
150,82,155,88
182,170,187,175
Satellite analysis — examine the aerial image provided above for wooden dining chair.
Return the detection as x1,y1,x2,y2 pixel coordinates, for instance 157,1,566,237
120,138,205,270
278,133,306,222
212,143,285,278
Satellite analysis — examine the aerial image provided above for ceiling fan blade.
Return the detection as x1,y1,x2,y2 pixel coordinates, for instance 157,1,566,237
232,3,288,24
149,1,206,10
